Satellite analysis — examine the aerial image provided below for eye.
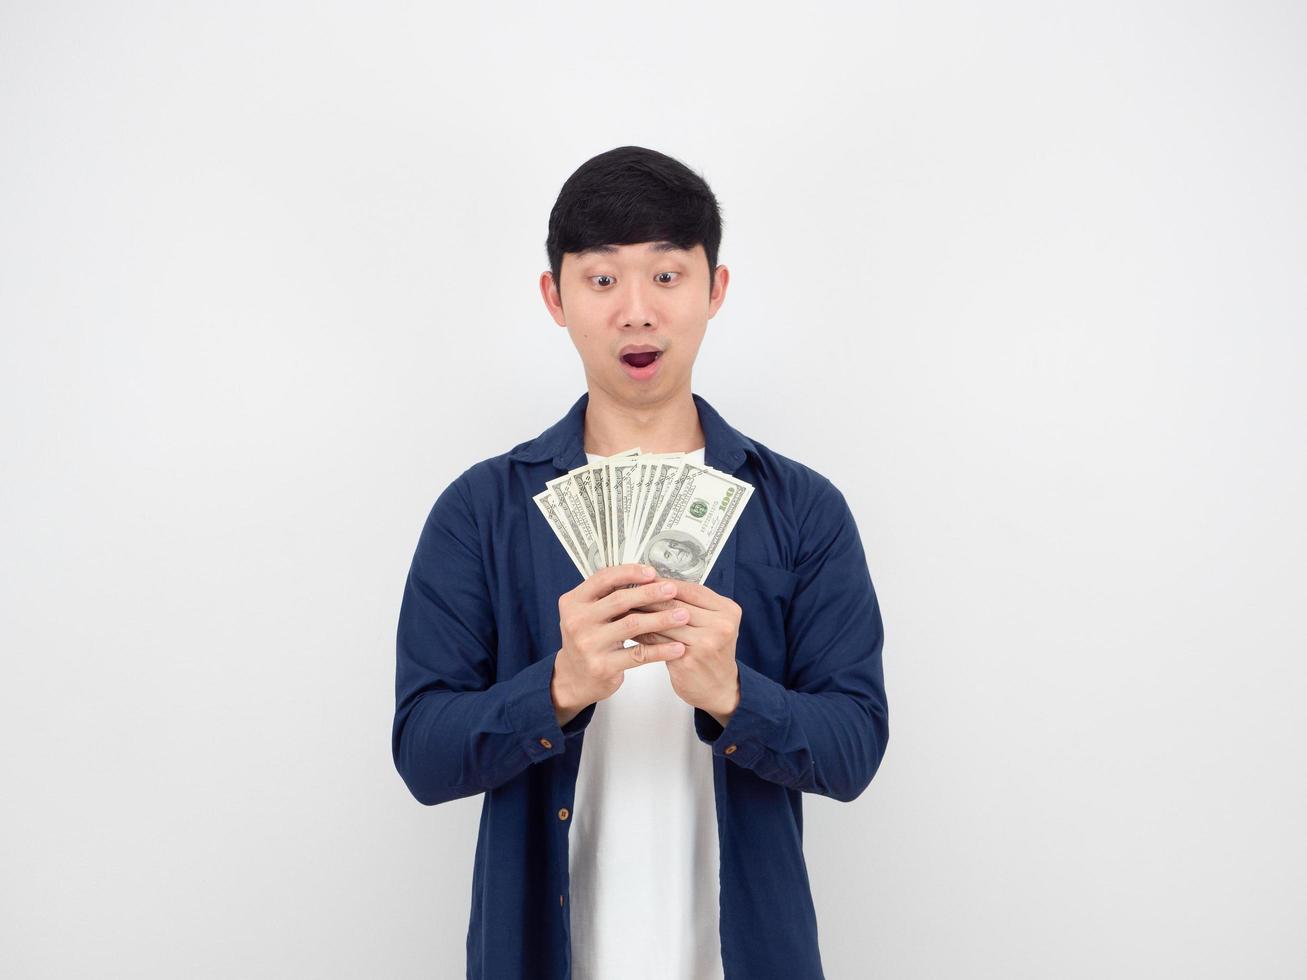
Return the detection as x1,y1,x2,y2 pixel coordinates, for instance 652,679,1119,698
590,275,615,288
655,272,679,284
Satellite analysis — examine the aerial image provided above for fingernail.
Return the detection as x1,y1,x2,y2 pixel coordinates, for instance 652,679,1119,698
673,609,689,621
642,565,655,577
661,583,676,595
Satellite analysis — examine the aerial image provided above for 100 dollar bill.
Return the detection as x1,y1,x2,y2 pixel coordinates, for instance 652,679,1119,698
630,462,753,584
534,449,754,583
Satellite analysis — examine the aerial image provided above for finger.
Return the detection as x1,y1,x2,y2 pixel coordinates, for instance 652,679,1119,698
660,578,726,611
596,578,679,622
625,637,685,666
629,598,698,627
632,619,694,644
631,628,692,646
625,577,683,614
603,604,691,647
630,599,674,614
577,563,656,602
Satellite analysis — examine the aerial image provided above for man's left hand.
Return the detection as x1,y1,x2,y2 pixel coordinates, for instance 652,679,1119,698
631,578,741,726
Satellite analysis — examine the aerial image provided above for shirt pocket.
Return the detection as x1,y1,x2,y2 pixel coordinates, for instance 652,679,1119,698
733,558,800,681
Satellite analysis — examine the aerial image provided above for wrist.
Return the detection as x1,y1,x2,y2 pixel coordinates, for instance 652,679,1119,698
551,651,584,725
708,672,741,727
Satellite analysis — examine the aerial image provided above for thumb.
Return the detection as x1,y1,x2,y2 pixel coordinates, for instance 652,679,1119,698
633,630,675,646
630,637,685,665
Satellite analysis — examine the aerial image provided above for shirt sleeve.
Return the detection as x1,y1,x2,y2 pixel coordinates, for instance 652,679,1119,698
693,476,889,802
392,474,597,806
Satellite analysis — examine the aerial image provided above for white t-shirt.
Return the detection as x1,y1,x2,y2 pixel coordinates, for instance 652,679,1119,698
569,446,724,979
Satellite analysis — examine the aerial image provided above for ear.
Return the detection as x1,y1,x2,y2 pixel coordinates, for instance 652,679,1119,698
539,270,567,327
707,264,729,319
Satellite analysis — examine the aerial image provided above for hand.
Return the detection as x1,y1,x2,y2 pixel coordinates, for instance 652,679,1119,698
630,577,742,724
552,564,693,724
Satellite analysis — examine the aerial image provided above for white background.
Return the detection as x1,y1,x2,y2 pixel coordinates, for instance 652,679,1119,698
2,2,1304,977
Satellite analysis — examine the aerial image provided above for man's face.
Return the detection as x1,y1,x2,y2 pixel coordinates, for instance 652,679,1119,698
540,241,729,405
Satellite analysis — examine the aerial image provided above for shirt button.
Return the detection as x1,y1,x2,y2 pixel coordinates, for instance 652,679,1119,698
724,744,737,754
558,807,570,821
539,737,553,748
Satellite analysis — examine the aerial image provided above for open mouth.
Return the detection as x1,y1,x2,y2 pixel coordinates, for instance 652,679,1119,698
621,351,662,368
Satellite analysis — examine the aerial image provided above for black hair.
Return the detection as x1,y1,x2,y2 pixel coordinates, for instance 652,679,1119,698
545,145,723,296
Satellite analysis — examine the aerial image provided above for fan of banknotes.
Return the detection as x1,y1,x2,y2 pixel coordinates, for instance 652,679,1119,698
533,448,754,585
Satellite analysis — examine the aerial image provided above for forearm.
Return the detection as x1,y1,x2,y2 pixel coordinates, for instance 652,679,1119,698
694,661,888,802
394,652,594,806
394,477,599,807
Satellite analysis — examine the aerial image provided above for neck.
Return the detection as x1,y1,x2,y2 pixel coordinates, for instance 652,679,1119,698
582,384,706,458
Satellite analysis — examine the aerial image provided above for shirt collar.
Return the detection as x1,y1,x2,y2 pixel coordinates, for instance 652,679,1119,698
507,390,758,474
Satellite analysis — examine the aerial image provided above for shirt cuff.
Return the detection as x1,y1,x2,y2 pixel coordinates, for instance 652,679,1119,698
693,660,789,769
504,652,597,766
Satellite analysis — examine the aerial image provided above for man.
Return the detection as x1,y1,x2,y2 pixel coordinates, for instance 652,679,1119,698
392,145,889,979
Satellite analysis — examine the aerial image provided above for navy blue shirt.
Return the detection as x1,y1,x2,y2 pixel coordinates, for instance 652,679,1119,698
393,391,889,979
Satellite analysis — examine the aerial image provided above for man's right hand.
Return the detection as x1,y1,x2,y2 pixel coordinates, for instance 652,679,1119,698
551,563,689,725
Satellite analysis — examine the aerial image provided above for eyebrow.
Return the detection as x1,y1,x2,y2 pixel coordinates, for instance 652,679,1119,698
574,241,688,258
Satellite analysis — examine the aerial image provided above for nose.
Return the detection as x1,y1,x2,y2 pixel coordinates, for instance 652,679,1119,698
617,276,656,328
